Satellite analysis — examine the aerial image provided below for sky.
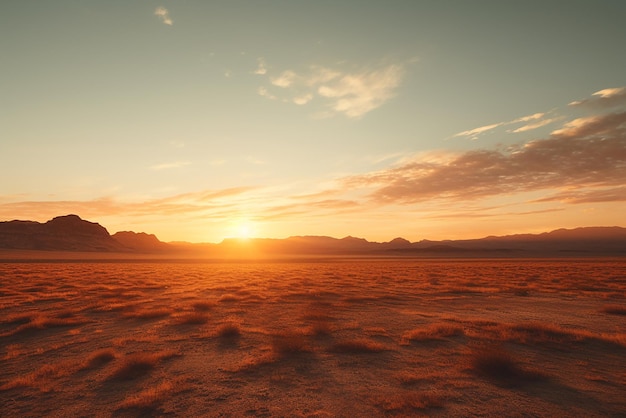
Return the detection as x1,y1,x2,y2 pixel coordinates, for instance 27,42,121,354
1,1,626,243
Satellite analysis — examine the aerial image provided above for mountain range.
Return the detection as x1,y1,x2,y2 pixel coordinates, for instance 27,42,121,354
1,214,625,257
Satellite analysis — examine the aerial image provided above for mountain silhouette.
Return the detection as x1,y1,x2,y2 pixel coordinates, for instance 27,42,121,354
0,215,624,256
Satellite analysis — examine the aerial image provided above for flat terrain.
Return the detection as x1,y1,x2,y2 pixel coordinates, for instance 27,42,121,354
1,258,625,417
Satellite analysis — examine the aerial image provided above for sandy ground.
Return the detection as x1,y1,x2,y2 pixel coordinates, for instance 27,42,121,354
1,258,625,417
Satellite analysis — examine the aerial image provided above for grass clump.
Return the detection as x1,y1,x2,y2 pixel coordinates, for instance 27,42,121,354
116,380,175,412
401,323,464,345
80,348,117,370
467,343,546,386
192,301,214,311
377,392,444,413
271,330,311,357
330,338,388,353
175,312,209,325
109,351,180,381
601,304,626,315
216,321,242,338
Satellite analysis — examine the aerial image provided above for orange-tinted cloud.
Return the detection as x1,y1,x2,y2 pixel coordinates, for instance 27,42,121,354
569,87,626,109
348,111,626,204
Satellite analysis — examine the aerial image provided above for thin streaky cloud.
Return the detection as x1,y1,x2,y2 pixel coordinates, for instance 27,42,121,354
154,7,173,26
454,112,548,139
569,86,626,108
453,122,503,139
345,111,626,204
510,117,560,133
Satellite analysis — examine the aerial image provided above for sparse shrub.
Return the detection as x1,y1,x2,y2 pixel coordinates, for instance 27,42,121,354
117,380,174,411
216,321,241,338
192,301,214,311
218,294,240,303
309,321,333,336
81,349,117,370
124,308,171,320
601,305,626,315
0,364,66,391
377,392,443,412
175,312,209,325
109,351,179,381
513,288,530,296
401,323,464,345
271,330,310,357
467,343,545,385
330,338,387,353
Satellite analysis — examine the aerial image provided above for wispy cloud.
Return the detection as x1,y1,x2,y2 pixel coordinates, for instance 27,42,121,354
253,58,267,75
154,7,173,26
257,62,405,118
270,70,297,88
347,111,626,204
453,112,550,140
569,87,626,108
0,187,259,223
510,117,560,133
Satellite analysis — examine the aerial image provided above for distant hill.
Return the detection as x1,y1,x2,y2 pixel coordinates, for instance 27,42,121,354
0,215,169,253
112,231,171,252
0,214,624,256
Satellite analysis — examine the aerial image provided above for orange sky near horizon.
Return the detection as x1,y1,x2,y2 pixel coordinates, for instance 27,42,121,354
1,2,625,243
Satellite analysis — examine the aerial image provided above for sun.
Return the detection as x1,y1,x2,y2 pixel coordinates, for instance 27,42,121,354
227,219,256,240
237,223,252,239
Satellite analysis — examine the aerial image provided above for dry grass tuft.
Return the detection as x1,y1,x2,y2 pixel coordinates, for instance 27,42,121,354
400,323,464,345
501,321,626,348
330,338,388,353
601,304,626,315
123,308,171,320
109,351,180,381
271,330,311,357
216,321,242,338
218,293,240,303
376,392,444,413
308,321,334,337
175,312,209,325
396,371,439,386
1,313,90,336
0,364,67,391
116,380,176,411
192,301,214,311
80,348,117,370
467,343,546,386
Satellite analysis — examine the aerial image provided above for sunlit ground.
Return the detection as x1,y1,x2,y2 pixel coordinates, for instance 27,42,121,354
1,258,625,416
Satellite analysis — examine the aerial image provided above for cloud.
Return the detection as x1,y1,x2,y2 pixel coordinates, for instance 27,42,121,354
257,63,405,118
510,117,560,133
453,112,551,140
154,7,173,26
346,111,626,204
569,87,626,108
258,86,277,100
316,65,404,118
253,58,267,75
293,94,313,105
271,70,297,88
0,187,259,222
532,186,626,204
150,161,191,170
453,122,503,140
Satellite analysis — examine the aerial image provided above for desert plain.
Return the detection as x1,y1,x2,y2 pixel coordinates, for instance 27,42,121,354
1,256,625,417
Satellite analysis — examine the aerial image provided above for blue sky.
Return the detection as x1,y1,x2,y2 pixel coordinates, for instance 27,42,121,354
2,1,625,242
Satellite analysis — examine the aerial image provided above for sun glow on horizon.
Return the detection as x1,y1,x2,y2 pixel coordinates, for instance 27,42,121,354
226,219,257,240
